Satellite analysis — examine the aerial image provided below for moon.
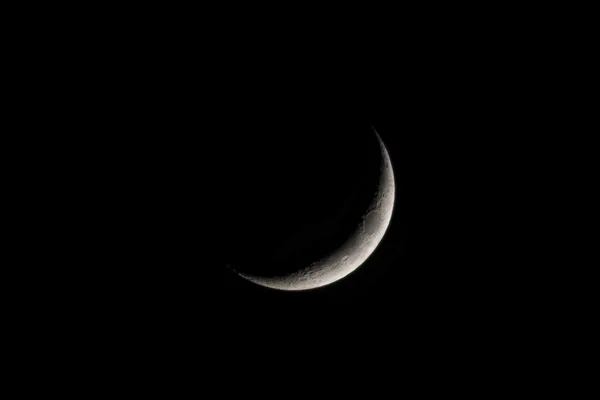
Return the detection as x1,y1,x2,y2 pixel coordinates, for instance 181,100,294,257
231,127,395,291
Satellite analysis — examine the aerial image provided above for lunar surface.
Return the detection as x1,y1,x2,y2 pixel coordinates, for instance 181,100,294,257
231,127,395,291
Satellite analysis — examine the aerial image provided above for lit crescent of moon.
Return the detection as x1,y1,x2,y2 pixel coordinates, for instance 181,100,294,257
232,127,395,291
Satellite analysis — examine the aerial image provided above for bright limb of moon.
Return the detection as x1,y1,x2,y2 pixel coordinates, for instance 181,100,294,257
235,127,395,291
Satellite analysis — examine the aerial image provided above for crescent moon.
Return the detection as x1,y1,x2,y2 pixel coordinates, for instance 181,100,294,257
232,127,395,291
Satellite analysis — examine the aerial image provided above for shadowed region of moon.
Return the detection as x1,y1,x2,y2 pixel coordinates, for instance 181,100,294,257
223,120,395,291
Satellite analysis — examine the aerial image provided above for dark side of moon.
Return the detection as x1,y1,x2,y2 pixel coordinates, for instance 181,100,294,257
224,121,395,291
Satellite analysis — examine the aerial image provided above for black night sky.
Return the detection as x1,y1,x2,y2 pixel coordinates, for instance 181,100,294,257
56,35,434,350
8,5,566,385
14,7,556,382
88,77,414,334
